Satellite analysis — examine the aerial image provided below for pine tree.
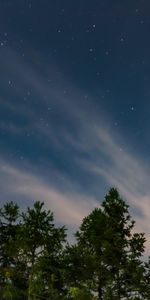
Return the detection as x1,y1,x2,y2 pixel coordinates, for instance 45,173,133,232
20,201,66,300
74,188,146,300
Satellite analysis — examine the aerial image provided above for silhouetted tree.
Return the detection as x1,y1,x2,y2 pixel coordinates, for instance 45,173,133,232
20,201,66,300
74,188,146,299
0,202,27,299
0,189,148,300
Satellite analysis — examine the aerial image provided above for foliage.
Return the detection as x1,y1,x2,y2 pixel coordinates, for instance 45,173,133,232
0,188,149,299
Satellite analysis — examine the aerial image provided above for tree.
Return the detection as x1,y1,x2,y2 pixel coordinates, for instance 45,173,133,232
75,188,146,300
0,189,148,300
20,201,66,300
75,207,110,299
0,202,27,300
68,286,95,300
102,189,145,299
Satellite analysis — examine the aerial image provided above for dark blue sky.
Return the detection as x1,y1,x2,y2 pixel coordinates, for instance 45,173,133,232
0,0,150,247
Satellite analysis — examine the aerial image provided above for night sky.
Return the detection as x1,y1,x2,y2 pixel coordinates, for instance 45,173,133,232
1,0,150,249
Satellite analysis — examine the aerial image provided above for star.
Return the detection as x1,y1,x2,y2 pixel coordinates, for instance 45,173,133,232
120,38,124,43
130,106,135,111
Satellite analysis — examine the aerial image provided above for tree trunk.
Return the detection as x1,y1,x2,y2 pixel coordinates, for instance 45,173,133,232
116,270,121,300
28,273,33,300
28,251,35,300
98,276,103,300
98,285,103,300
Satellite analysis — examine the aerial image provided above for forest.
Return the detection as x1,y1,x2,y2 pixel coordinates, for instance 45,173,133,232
0,188,150,300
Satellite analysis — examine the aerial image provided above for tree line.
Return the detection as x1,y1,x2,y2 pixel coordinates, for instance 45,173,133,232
0,188,150,300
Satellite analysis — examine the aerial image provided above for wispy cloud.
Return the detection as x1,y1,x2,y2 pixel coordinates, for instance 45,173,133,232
1,46,150,254
73,125,150,254
0,159,97,231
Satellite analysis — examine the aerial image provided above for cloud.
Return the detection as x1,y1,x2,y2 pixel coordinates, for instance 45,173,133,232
1,45,150,254
0,159,97,230
74,125,150,255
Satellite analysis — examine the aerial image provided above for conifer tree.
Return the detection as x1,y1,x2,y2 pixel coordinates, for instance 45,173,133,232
74,188,146,300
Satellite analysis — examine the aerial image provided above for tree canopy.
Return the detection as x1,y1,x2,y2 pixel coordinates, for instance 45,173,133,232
0,188,149,299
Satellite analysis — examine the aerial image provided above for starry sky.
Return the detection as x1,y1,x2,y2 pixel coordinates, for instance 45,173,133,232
1,0,150,250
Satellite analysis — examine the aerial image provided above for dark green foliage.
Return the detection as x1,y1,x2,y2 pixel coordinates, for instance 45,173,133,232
0,188,149,299
0,201,66,300
72,188,146,299
0,201,27,300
